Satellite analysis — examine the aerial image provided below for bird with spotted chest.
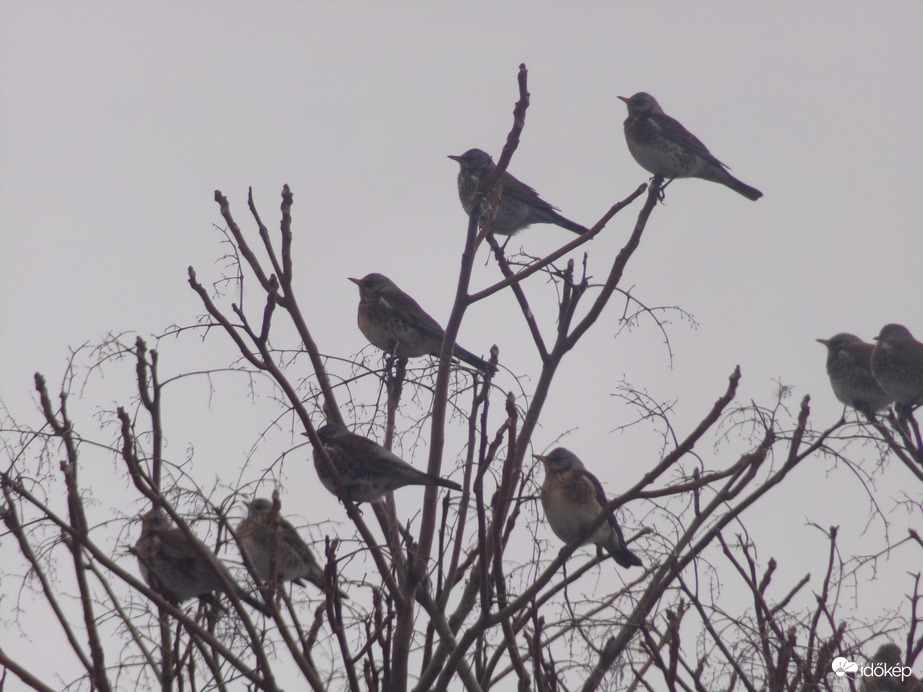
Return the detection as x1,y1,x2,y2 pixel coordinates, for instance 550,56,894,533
870,324,923,407
817,333,893,413
536,447,642,569
619,91,763,201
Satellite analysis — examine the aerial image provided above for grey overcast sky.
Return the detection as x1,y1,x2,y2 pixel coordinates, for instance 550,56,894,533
1,0,921,684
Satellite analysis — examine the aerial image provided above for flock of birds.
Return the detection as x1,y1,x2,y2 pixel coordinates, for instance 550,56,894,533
129,90,919,682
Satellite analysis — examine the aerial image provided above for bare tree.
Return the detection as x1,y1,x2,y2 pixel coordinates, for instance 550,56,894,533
1,64,920,692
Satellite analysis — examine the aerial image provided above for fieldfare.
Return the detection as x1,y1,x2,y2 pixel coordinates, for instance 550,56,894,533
536,447,642,569
871,324,923,406
134,508,265,612
448,148,589,235
619,92,763,201
311,423,463,504
350,272,494,373
238,498,345,597
817,333,893,412
860,643,920,692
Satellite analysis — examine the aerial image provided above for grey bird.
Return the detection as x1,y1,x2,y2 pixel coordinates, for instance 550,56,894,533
350,272,493,373
619,92,762,201
448,148,589,235
133,508,267,613
311,423,463,504
859,643,920,692
536,447,642,569
237,498,346,597
871,324,923,406
817,333,894,412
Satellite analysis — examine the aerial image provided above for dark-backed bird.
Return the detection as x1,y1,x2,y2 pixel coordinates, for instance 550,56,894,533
619,92,762,201
448,148,589,235
536,447,642,569
871,324,923,406
817,333,893,412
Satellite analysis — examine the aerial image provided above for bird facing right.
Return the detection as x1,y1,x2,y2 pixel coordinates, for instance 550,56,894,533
448,148,589,236
312,423,463,504
817,333,893,412
859,642,920,692
536,447,642,569
870,324,923,406
618,91,763,201
237,498,334,595
349,272,493,373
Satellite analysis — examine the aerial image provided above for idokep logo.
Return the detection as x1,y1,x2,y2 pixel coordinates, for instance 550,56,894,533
831,655,914,683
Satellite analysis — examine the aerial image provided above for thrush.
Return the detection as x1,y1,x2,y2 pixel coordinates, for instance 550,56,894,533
817,333,893,412
871,324,923,406
448,148,589,236
350,272,494,373
536,447,642,569
619,92,763,201
860,643,919,692
311,423,463,504
238,498,345,597
134,508,266,612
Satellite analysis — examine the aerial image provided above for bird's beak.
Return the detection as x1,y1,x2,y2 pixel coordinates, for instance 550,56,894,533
533,454,548,465
447,154,462,162
815,338,830,346
138,513,151,523
348,277,363,287
617,95,630,104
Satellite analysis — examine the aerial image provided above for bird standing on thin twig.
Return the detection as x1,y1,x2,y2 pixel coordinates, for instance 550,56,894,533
871,324,923,407
817,333,893,412
311,423,462,504
619,92,762,201
448,148,589,235
536,447,642,569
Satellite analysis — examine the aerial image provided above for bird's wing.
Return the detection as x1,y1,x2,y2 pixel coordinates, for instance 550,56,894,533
499,172,559,212
382,291,446,341
655,113,729,168
581,468,629,544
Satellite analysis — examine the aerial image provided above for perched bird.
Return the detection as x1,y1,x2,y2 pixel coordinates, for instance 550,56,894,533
536,447,642,569
860,642,920,692
817,333,893,412
350,272,493,373
237,498,345,597
311,423,463,504
448,148,589,235
871,324,923,406
618,92,763,201
134,508,266,613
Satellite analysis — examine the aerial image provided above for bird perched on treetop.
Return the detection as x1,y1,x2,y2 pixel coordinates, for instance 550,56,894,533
816,333,893,413
311,423,463,504
349,272,494,373
237,498,346,598
536,447,642,569
133,508,268,613
448,148,589,236
619,92,763,201
870,324,923,407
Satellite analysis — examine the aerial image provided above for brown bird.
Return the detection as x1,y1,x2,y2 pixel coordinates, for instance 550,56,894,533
311,423,463,504
619,92,762,201
350,272,493,373
133,508,267,613
859,643,920,692
817,333,893,412
448,148,589,235
237,498,345,597
871,324,923,406
536,447,642,569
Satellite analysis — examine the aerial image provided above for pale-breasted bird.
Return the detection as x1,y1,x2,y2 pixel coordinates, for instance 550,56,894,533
311,423,462,504
237,498,346,597
350,272,493,373
448,148,589,235
619,92,763,201
536,447,642,569
871,324,923,406
817,333,893,412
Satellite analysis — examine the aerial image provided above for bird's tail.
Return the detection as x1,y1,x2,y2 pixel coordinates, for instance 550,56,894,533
430,476,463,492
454,345,496,374
723,174,763,201
607,545,643,569
551,212,591,235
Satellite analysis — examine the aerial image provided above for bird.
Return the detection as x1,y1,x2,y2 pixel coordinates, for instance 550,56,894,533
448,148,589,235
349,272,494,373
133,508,267,613
618,92,763,201
237,498,345,597
859,642,920,692
870,324,923,406
310,423,463,504
816,333,894,412
536,447,642,569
